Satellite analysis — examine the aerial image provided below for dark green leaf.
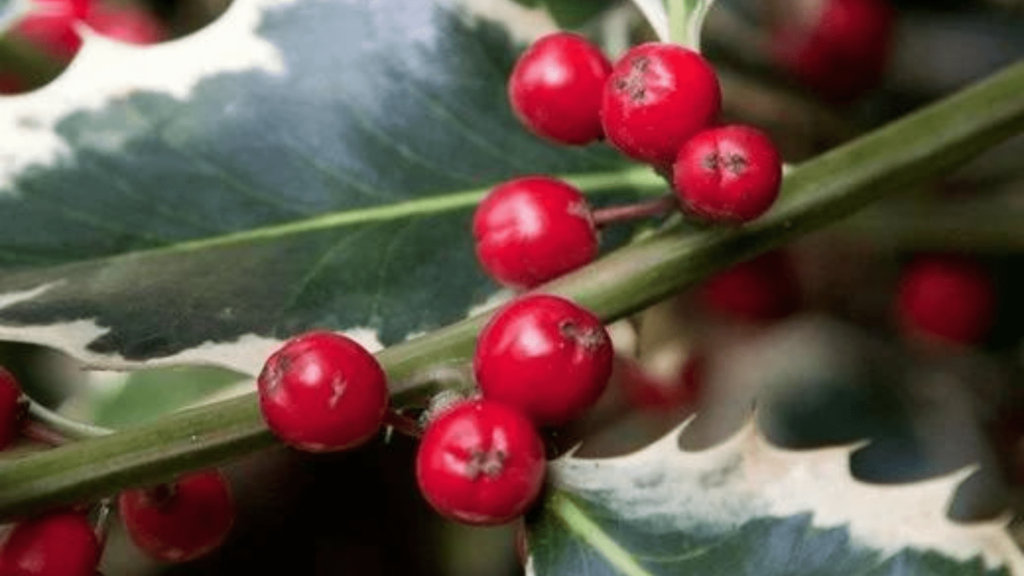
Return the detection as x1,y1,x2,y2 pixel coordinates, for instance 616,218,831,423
0,0,659,372
542,0,616,27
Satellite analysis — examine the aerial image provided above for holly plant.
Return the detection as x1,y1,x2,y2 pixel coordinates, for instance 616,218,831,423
0,0,1023,574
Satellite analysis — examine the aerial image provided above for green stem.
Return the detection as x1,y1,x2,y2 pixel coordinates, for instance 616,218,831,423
667,0,716,50
0,60,1021,521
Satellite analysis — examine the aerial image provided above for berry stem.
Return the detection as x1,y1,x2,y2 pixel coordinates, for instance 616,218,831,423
383,409,423,439
92,499,113,549
21,420,71,447
591,194,677,227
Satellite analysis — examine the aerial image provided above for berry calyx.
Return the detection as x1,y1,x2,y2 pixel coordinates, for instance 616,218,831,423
508,32,612,145
258,331,389,452
474,294,613,426
0,367,23,450
770,0,894,101
473,176,598,289
118,469,234,563
0,512,100,576
895,255,994,346
601,42,721,168
415,399,546,526
700,251,801,323
673,125,783,224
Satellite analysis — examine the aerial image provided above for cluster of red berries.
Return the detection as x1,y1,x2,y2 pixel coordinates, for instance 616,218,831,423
0,367,235,575
256,293,612,527
472,33,784,290
0,0,165,94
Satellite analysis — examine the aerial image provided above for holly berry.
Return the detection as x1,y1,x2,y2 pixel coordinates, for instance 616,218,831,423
700,251,800,322
473,176,598,289
474,294,612,426
84,4,165,45
673,125,783,224
0,512,100,576
618,352,703,412
10,9,83,62
601,42,721,167
770,0,894,101
118,469,234,563
258,330,389,452
0,74,27,95
415,399,545,526
0,367,23,451
895,256,994,346
508,32,612,145
36,0,92,20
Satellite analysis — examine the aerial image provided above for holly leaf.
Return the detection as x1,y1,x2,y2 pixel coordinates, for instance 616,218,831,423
527,419,1024,576
523,0,617,28
0,0,28,35
0,0,651,374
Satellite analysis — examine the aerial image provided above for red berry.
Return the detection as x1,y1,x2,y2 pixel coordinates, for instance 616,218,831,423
618,353,703,412
415,399,545,526
0,367,23,450
118,469,234,563
508,32,612,145
771,0,894,101
473,176,598,289
700,251,800,322
84,5,165,45
895,256,994,346
601,42,721,167
474,294,612,426
258,331,389,452
0,74,28,95
11,10,83,62
35,0,92,20
0,512,100,576
673,125,782,224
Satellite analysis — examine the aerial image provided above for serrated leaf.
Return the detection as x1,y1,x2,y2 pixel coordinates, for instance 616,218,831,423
0,0,655,374
527,419,1024,576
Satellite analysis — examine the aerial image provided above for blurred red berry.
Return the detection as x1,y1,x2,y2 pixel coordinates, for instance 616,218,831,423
700,251,800,322
771,0,895,101
895,255,994,346
84,4,165,45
